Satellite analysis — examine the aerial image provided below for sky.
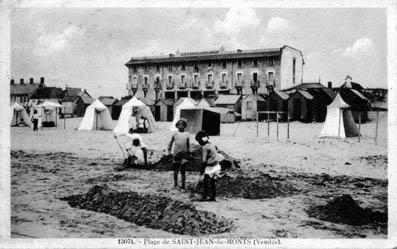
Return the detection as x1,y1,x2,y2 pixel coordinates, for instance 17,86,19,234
11,7,387,98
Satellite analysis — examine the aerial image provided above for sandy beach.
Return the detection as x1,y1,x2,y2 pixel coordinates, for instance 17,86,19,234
11,112,387,238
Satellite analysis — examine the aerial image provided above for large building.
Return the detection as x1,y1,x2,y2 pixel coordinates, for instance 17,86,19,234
10,77,46,105
125,45,304,101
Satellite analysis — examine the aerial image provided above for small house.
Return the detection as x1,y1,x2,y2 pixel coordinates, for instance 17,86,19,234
154,98,175,121
214,94,242,114
264,90,289,121
212,107,235,123
288,90,314,122
99,96,118,118
241,94,267,121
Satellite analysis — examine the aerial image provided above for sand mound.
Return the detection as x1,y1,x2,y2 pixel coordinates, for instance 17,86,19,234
61,185,234,235
307,194,387,226
191,173,298,199
147,144,241,172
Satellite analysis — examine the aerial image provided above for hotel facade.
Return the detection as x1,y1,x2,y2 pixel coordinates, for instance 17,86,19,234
125,45,304,101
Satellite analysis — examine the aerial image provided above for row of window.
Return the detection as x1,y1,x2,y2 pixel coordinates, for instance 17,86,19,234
11,96,28,103
129,71,275,86
130,58,275,73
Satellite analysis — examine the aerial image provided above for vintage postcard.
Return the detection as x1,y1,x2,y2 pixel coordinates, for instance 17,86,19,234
0,0,396,248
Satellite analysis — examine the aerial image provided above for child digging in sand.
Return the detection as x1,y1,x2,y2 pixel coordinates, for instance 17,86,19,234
195,130,221,202
168,118,190,190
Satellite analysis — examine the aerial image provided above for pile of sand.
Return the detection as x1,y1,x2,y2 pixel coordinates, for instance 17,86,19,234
307,194,387,226
61,185,234,235
191,173,298,199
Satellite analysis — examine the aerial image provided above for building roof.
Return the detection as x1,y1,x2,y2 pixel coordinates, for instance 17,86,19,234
126,46,302,66
155,98,175,106
211,107,234,114
340,81,364,90
351,89,369,101
273,90,289,100
321,88,337,99
10,83,44,95
80,94,94,104
297,90,314,100
215,94,241,105
64,87,83,97
138,97,156,106
98,96,117,106
284,82,326,91
31,87,64,99
244,94,266,102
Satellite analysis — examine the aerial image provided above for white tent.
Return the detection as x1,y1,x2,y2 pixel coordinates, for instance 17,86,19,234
10,103,32,127
170,97,196,131
38,101,64,127
113,96,156,135
78,99,113,130
320,93,360,138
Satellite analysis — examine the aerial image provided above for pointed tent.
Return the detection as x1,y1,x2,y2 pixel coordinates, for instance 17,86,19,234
170,97,196,131
320,93,360,138
113,96,156,135
11,103,32,127
78,99,113,130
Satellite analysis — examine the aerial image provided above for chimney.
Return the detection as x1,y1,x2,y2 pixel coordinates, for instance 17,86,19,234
40,77,45,84
237,49,242,53
20,78,24,84
328,81,332,88
345,75,352,88
30,78,34,84
10,79,15,84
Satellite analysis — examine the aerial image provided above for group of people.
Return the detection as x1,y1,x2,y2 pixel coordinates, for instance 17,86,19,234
116,118,221,202
129,110,149,134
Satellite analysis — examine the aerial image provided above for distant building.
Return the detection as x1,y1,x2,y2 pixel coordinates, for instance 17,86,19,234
62,87,94,117
241,94,267,120
214,94,242,114
98,96,118,118
125,45,304,102
30,86,64,105
10,77,46,105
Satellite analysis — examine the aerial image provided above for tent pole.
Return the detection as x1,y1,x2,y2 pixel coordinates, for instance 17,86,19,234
232,119,241,137
358,112,361,143
267,112,270,138
287,112,290,140
375,110,379,144
338,109,341,138
256,112,258,137
64,107,66,129
276,111,279,141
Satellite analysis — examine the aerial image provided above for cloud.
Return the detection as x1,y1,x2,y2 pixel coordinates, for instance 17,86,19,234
35,26,85,56
214,7,260,38
267,17,291,34
176,18,198,31
340,38,375,58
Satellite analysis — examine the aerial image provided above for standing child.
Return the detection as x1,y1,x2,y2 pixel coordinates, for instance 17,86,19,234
195,130,221,201
31,109,40,131
168,118,190,190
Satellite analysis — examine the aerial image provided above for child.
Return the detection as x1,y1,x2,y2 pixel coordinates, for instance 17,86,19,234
114,129,148,166
31,109,40,131
125,138,145,167
168,118,190,190
195,130,221,201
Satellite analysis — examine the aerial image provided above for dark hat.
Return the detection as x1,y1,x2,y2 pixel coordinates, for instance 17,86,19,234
195,130,208,142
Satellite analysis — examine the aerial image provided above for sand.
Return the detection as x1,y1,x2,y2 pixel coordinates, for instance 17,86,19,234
11,112,387,238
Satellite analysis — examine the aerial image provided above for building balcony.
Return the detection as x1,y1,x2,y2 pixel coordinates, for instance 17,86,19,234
131,83,138,90
191,81,200,89
266,80,276,87
251,80,260,88
220,80,229,89
166,81,175,90
206,81,215,89
153,81,162,91
178,82,187,90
